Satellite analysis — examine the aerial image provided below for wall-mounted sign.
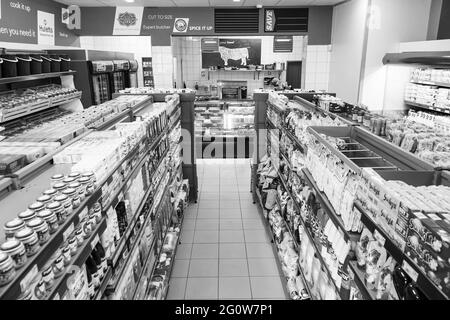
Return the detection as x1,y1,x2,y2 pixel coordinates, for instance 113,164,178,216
173,18,189,33
202,39,261,68
62,5,81,30
265,10,275,32
37,10,55,46
113,7,144,35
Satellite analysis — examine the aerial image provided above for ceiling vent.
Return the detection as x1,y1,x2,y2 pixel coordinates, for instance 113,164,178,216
264,8,308,33
215,9,259,33
201,38,219,52
274,36,293,53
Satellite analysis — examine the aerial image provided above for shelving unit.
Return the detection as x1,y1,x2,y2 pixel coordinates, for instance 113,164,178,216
207,69,284,81
0,71,76,85
405,100,450,115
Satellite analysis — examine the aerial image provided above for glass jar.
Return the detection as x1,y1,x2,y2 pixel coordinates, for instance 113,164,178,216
88,213,98,228
37,210,59,234
68,182,82,206
81,218,94,238
4,218,26,241
0,252,16,287
18,210,36,224
54,194,71,218
68,237,78,256
363,115,371,128
62,246,72,266
27,218,50,244
75,227,84,247
68,172,81,180
34,278,46,300
43,189,57,200
62,188,77,212
28,201,45,214
51,174,65,187
46,201,65,225
78,177,90,199
36,195,52,207
86,183,95,196
62,177,76,185
92,205,102,224
82,172,96,185
53,182,67,195
1,239,27,269
53,255,65,278
15,227,40,257
41,264,55,289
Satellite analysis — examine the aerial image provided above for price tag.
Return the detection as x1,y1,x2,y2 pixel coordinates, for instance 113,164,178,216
90,234,100,250
402,260,419,282
63,223,75,242
373,229,386,247
20,265,39,292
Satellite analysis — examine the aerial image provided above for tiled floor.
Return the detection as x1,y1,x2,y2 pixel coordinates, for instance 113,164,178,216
167,159,287,300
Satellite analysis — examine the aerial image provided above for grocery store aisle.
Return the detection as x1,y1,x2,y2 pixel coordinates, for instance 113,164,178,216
167,159,288,300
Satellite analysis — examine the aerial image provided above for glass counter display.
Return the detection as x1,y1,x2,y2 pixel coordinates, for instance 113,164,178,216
194,100,255,158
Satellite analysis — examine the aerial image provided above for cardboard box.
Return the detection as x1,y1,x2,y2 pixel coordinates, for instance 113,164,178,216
0,154,26,175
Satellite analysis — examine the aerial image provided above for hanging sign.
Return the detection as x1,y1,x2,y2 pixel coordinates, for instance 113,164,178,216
113,6,144,35
37,10,55,46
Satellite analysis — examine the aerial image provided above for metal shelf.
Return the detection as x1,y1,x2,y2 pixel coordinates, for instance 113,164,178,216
0,71,76,85
93,268,113,300
347,261,376,300
410,80,450,89
355,201,448,300
405,100,450,115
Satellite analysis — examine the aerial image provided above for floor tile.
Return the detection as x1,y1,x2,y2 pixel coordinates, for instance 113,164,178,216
167,278,187,300
220,194,240,201
220,230,245,243
220,186,239,192
176,243,192,260
220,200,241,209
197,209,220,219
188,259,219,277
219,243,247,259
219,277,252,299
194,230,219,243
198,200,220,209
244,230,271,243
246,243,275,258
241,210,260,219
248,258,280,276
182,220,196,230
185,278,218,300
180,230,195,244
191,243,219,259
239,193,254,200
250,277,286,299
242,219,265,230
200,193,221,200
219,259,249,277
201,187,220,194
195,219,219,230
172,259,190,278
220,219,243,230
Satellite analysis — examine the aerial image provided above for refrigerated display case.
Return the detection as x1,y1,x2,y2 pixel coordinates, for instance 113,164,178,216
129,60,139,88
112,60,131,94
91,61,114,105
195,100,255,158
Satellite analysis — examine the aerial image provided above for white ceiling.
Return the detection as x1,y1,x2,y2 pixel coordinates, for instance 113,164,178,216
55,0,344,7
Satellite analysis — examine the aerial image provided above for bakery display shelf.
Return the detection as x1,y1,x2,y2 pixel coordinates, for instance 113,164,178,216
405,100,450,115
347,261,376,300
93,267,113,300
0,71,77,85
106,168,170,293
48,217,108,300
354,201,448,300
0,179,102,300
302,168,360,243
410,80,450,89
276,171,343,299
109,151,169,268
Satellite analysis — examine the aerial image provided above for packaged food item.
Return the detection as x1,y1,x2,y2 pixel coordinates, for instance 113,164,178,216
0,239,27,269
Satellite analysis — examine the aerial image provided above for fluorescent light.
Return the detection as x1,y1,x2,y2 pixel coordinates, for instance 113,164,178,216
276,39,292,42
233,0,241,2
125,0,135,3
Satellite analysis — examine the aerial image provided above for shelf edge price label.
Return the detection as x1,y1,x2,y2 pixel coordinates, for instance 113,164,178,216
402,260,419,283
91,234,100,250
63,223,75,242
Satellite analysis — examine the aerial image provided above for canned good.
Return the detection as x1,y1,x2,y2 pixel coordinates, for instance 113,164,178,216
18,210,36,223
36,195,52,207
41,264,54,289
0,252,16,287
15,227,40,257
27,218,50,244
51,174,65,187
4,218,26,241
1,239,27,269
37,210,59,234
53,182,67,194
68,237,78,256
43,189,57,199
47,201,65,225
28,202,45,213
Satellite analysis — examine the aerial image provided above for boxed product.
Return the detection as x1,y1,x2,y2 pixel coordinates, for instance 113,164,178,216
0,154,26,174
